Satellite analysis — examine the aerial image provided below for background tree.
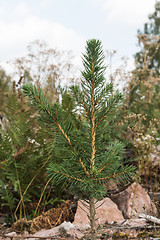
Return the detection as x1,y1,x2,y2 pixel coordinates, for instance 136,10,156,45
12,40,77,103
114,3,160,212
22,39,135,240
0,68,11,111
135,1,160,76
125,1,160,134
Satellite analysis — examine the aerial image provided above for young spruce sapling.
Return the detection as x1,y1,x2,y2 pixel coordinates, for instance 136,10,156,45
22,39,135,240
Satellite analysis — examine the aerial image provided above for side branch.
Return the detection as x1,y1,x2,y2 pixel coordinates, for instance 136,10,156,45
95,85,111,105
34,94,57,125
54,170,84,182
55,109,90,176
95,99,118,129
98,148,117,174
24,86,90,177
97,171,127,180
78,95,91,120
78,158,90,176
57,123,72,146
98,163,111,174
27,89,90,178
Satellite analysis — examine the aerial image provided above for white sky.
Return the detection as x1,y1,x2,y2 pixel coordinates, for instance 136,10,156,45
0,0,156,74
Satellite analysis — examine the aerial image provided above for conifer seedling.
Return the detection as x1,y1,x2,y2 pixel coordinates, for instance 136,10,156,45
22,39,135,240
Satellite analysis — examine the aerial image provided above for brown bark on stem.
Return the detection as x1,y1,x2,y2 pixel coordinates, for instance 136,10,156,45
89,196,97,240
91,60,95,169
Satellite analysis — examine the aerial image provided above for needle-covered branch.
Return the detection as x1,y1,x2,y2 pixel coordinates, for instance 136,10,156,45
22,84,90,176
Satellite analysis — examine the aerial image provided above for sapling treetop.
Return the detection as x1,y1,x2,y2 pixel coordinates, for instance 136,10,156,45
22,39,135,239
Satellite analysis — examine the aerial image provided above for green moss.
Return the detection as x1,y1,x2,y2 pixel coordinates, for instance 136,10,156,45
137,229,160,238
112,231,129,239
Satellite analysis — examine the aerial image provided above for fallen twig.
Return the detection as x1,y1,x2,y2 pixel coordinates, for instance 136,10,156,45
1,235,66,239
139,214,160,225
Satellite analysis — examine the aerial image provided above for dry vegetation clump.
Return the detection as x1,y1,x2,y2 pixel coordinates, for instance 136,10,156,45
11,200,75,234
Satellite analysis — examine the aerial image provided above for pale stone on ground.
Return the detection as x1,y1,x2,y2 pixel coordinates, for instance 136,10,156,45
110,182,158,218
27,221,74,240
73,197,124,226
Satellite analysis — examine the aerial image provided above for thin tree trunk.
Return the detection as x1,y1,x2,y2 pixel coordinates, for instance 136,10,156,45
89,196,97,240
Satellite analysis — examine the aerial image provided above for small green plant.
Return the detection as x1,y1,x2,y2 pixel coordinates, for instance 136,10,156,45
0,92,54,222
22,39,135,240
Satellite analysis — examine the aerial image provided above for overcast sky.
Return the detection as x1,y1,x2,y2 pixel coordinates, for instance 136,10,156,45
0,0,156,73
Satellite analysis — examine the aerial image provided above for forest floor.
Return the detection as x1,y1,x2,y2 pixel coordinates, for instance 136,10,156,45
0,181,160,239
1,223,160,239
1,218,160,239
